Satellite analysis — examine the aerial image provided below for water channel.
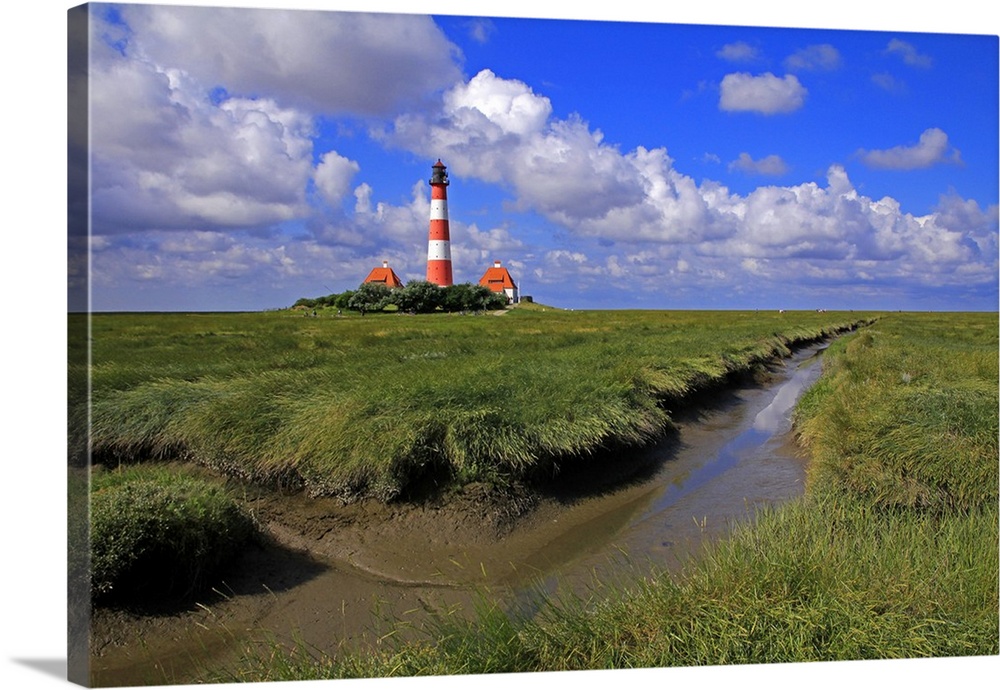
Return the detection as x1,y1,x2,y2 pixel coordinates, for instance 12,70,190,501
90,341,829,686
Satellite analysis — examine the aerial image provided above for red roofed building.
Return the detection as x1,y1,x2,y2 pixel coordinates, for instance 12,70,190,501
363,260,404,288
478,260,519,304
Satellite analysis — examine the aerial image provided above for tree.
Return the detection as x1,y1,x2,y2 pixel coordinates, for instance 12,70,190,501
348,282,391,315
483,290,508,310
314,293,339,308
334,291,354,310
440,283,507,312
441,283,475,312
394,280,444,313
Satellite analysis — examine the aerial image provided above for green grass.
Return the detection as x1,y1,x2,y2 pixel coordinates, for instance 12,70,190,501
217,311,997,679
89,464,257,603
77,309,872,500
795,313,998,513
77,308,869,607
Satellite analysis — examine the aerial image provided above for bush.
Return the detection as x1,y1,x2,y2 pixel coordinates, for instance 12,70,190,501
291,291,354,311
292,283,508,315
335,290,354,310
441,283,506,312
348,283,392,314
90,466,256,603
393,280,444,313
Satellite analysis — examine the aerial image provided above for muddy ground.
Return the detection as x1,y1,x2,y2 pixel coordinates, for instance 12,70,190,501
88,350,821,687
88,430,783,686
88,472,633,686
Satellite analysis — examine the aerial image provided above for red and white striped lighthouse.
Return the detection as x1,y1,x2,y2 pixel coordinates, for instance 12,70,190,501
426,159,454,286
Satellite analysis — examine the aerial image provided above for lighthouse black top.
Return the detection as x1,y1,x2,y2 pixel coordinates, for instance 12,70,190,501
430,159,449,186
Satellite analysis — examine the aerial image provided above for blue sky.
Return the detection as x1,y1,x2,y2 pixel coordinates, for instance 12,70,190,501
74,0,998,311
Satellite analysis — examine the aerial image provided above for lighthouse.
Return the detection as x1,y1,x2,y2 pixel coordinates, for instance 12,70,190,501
426,159,454,286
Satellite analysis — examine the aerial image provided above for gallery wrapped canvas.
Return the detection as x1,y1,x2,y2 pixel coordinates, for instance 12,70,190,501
65,1,997,688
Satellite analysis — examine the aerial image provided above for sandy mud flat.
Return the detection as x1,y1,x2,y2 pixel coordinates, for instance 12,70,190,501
90,343,827,686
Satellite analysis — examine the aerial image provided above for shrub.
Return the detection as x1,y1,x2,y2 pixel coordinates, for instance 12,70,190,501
441,283,502,312
335,290,354,310
90,466,256,603
393,280,444,313
348,283,392,314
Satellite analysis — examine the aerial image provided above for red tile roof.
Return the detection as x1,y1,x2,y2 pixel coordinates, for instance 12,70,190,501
478,261,517,292
363,262,404,288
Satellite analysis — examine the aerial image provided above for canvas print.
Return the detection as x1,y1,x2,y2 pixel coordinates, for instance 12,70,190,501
67,2,998,688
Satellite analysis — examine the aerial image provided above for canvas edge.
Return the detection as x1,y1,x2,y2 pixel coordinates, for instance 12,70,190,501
67,3,92,687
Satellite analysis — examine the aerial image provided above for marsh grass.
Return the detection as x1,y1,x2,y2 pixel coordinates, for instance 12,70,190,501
81,309,869,499
242,501,996,677
796,312,999,513
80,309,867,609
224,311,997,679
89,464,257,603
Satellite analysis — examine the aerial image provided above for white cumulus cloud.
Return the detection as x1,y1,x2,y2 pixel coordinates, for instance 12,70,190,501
857,128,962,170
716,41,760,63
729,153,789,176
719,72,807,114
884,38,933,68
118,4,462,116
384,65,994,304
784,44,842,72
443,69,552,138
90,49,316,234
314,151,361,207
389,69,643,218
871,71,906,94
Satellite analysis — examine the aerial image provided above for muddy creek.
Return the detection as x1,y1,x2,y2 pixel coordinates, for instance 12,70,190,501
90,343,828,686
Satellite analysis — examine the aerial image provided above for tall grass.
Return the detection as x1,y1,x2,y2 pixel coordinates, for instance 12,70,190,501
222,311,997,680
80,309,870,499
89,464,257,603
795,313,998,513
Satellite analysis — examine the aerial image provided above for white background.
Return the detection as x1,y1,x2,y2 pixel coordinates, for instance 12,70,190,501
2,1,997,689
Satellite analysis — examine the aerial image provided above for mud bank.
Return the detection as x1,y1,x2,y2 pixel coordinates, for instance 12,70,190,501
90,339,834,686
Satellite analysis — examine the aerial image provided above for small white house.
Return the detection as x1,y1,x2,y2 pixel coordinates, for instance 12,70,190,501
478,260,519,304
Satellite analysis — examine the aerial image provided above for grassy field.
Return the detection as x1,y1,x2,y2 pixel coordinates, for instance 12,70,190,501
75,307,872,502
216,311,997,679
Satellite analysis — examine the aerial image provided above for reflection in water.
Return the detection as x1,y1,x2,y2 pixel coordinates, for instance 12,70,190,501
645,344,827,519
753,346,827,432
520,342,830,595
